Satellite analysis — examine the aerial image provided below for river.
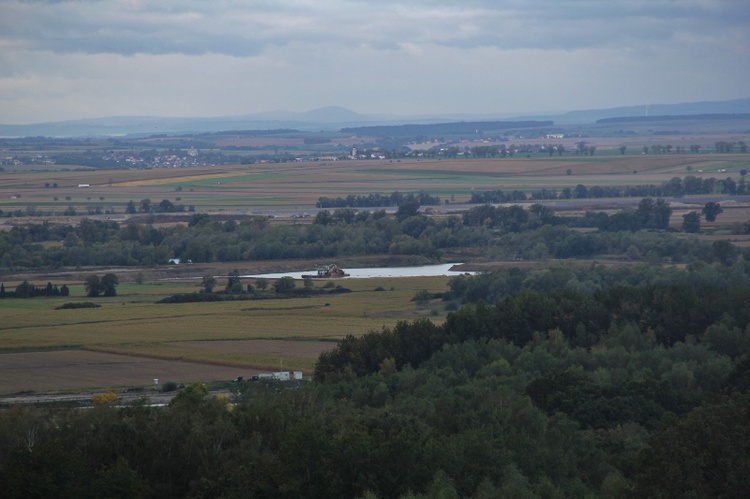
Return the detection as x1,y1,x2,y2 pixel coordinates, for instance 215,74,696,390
243,263,474,280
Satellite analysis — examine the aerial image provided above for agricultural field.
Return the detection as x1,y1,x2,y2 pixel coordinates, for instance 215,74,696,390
0,273,452,396
0,350,247,396
1,153,749,217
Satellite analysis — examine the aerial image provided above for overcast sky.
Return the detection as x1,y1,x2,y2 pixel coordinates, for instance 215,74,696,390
1,0,748,124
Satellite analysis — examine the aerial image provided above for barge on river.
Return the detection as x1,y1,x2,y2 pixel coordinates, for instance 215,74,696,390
302,264,350,279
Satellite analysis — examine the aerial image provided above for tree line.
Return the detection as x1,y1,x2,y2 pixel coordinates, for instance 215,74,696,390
0,281,69,299
158,273,350,304
1,200,746,270
316,191,441,209
471,174,750,204
0,273,118,299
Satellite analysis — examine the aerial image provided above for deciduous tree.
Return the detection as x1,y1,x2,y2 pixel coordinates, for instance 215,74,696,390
682,212,701,233
85,274,102,297
201,275,216,293
702,202,723,222
101,273,119,297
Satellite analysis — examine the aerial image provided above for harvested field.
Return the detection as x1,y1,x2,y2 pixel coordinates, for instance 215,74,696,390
0,350,248,395
174,339,334,359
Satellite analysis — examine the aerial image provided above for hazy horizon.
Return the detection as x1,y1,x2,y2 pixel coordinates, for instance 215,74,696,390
2,1,748,125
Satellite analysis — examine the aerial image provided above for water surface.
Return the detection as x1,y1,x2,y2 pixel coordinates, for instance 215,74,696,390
244,263,473,280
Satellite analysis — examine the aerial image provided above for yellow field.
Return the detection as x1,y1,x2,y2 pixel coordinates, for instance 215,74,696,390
116,172,246,187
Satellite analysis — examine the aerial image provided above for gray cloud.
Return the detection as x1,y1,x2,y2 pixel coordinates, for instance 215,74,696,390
0,0,748,123
4,0,747,55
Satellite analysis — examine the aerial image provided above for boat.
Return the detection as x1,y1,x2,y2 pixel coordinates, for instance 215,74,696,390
301,264,350,279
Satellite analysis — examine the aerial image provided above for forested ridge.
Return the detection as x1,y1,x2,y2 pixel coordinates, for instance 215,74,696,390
2,262,750,497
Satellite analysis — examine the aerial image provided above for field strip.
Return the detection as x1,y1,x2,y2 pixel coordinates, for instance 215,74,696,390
240,305,320,311
83,342,324,372
117,172,248,187
0,311,226,333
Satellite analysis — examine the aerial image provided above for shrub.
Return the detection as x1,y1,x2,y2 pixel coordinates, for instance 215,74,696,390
56,302,101,310
161,381,179,393
274,276,296,293
92,392,119,406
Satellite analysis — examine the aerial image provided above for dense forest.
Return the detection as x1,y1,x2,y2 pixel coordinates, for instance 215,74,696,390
2,262,749,497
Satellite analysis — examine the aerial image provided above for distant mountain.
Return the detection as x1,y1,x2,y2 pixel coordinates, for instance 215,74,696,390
298,106,369,123
1,99,748,138
228,106,371,123
597,113,750,124
517,98,750,124
0,107,389,137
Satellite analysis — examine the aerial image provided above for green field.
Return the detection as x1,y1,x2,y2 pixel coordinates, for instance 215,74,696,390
0,276,451,376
